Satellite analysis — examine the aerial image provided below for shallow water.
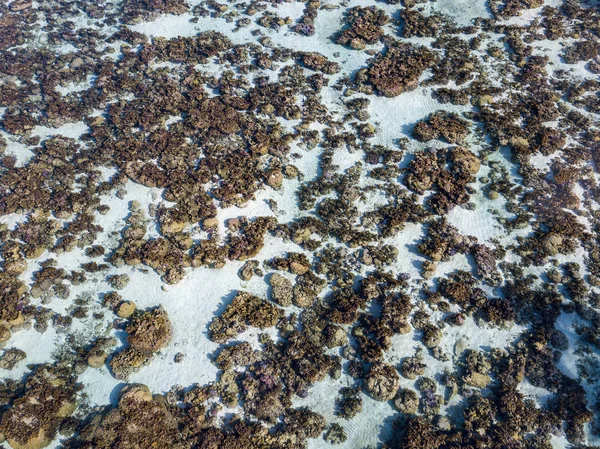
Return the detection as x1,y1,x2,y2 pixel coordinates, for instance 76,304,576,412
1,0,600,448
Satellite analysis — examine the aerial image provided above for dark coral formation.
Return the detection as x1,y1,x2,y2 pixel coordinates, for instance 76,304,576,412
127,305,172,353
0,364,78,449
110,306,173,380
66,384,187,448
336,6,389,50
367,42,437,97
400,9,448,38
209,291,282,343
1,0,600,448
122,0,189,24
412,112,471,144
404,147,480,214
489,0,544,19
365,362,400,401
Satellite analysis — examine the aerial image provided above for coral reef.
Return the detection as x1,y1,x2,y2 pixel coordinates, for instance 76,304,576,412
367,43,437,97
0,0,599,448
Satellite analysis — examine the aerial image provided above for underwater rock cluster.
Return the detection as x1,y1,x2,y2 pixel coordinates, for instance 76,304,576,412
0,0,599,448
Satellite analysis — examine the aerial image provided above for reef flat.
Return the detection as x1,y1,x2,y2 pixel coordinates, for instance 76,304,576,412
0,0,600,448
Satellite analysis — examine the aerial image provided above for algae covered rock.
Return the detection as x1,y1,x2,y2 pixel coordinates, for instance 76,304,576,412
126,305,173,353
109,346,150,380
109,306,173,379
209,291,283,343
86,349,108,369
365,362,400,401
324,423,347,444
0,364,77,449
0,272,27,323
292,272,327,308
336,6,389,49
284,408,327,439
394,388,419,414
65,383,184,449
269,273,294,306
0,348,26,370
413,112,471,144
368,43,436,97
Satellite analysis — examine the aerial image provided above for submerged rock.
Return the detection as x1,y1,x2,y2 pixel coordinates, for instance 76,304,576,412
269,273,294,307
368,43,436,97
0,348,26,370
127,305,173,353
365,362,400,401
